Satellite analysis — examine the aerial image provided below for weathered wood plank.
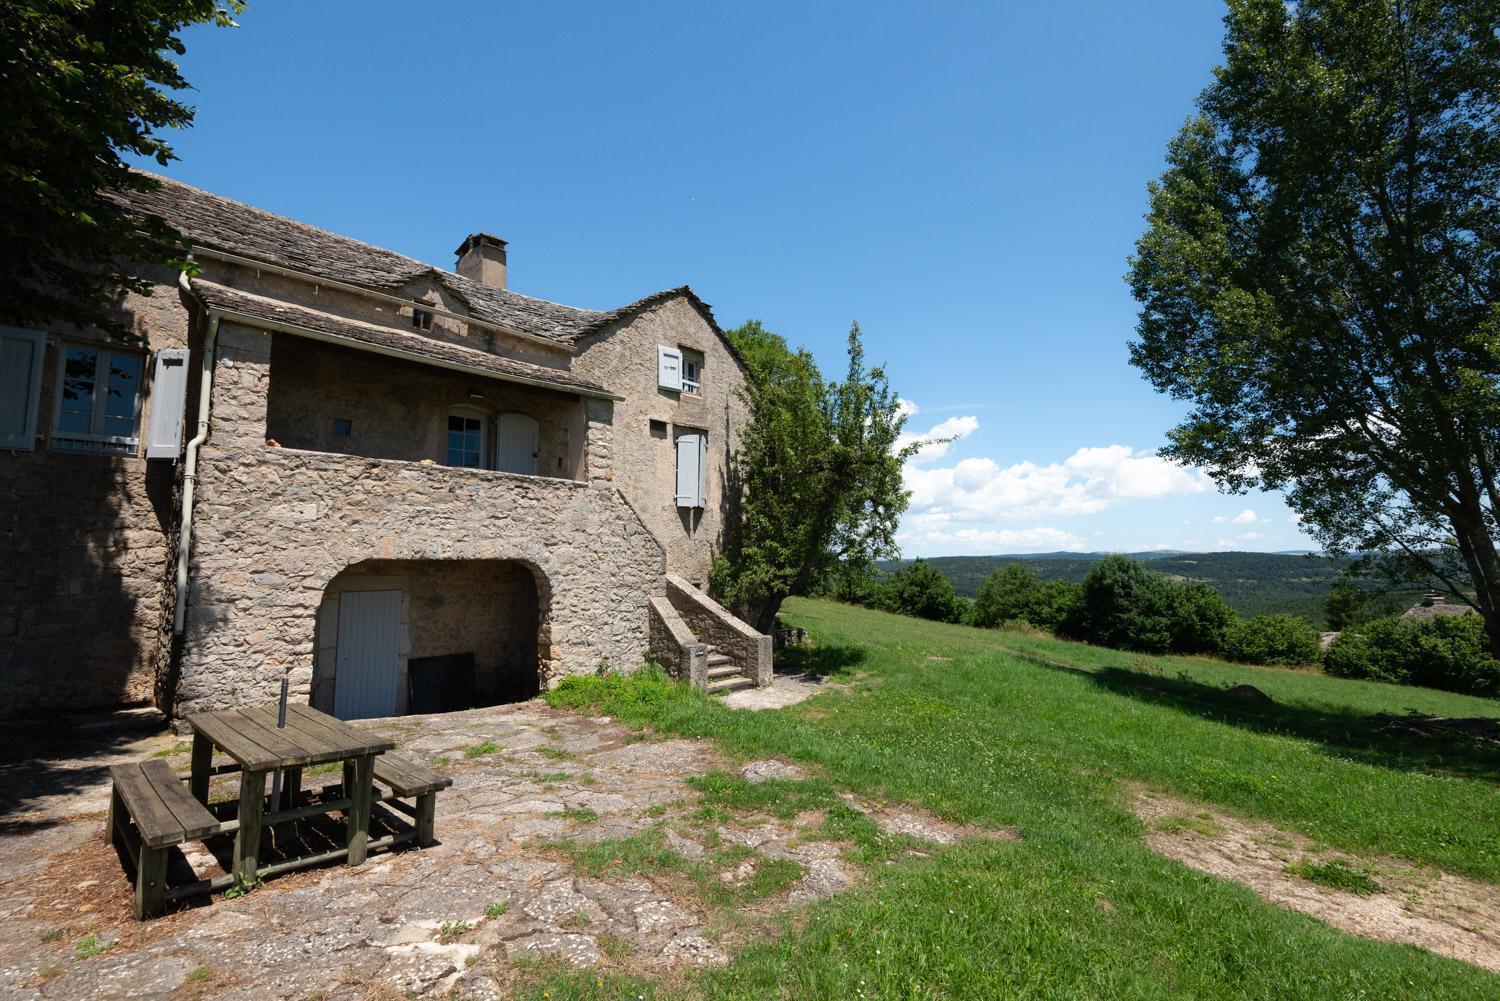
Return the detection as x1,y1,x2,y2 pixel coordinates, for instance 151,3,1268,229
188,712,280,771
286,703,394,756
223,710,320,766
189,733,212,804
139,759,219,842
346,754,374,866
110,763,185,848
234,770,266,885
372,753,451,797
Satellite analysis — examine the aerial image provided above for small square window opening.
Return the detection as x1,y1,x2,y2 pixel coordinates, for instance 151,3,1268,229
332,418,352,436
680,356,702,396
412,308,434,332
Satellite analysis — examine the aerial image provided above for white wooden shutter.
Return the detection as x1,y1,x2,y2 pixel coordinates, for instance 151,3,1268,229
696,432,708,507
658,345,682,391
0,327,47,450
145,349,189,459
675,433,702,507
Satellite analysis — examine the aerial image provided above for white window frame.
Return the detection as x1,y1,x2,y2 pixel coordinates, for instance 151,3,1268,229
50,342,144,455
444,406,488,470
0,326,48,451
680,356,702,396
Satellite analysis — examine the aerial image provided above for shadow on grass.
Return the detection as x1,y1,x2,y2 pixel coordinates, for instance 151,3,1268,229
1002,647,1500,783
774,642,865,679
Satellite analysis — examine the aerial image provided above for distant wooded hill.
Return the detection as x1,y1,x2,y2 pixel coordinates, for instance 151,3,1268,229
875,552,1422,625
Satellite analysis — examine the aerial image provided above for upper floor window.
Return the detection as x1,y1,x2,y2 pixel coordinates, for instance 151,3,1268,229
446,409,485,468
52,344,143,455
412,307,435,332
681,354,702,396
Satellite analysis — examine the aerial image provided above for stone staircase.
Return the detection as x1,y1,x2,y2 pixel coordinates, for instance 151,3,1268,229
648,575,772,694
704,645,755,695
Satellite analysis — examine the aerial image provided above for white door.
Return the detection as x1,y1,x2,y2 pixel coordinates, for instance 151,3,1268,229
495,412,539,475
334,590,403,720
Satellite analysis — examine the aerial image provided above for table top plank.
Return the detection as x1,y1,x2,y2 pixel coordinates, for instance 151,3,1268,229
285,704,395,756
187,712,281,771
223,710,321,767
243,705,338,757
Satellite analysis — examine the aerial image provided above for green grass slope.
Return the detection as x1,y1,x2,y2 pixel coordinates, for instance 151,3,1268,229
540,598,1499,1000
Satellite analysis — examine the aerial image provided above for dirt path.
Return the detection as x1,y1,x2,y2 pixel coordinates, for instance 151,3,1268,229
1133,788,1500,973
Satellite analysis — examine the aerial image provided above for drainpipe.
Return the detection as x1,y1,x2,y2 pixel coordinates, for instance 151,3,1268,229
173,271,221,635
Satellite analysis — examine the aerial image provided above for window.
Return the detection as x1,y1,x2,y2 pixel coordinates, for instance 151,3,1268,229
681,356,702,396
51,344,143,455
657,345,682,390
332,418,352,437
0,326,47,450
648,418,668,438
445,409,485,468
412,308,434,332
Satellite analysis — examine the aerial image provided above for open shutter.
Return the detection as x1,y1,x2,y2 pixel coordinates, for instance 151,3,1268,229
675,433,701,507
145,349,189,459
696,432,708,507
0,327,47,451
657,345,682,391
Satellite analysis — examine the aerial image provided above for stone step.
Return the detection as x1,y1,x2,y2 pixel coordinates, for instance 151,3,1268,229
706,653,734,667
706,664,740,681
707,676,755,695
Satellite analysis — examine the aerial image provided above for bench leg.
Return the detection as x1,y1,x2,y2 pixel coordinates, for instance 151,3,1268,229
415,793,436,847
105,785,124,845
190,733,212,805
347,755,374,866
283,767,302,810
134,845,166,920
234,770,266,886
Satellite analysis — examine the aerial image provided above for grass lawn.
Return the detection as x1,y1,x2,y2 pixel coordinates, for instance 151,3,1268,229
536,597,1500,1000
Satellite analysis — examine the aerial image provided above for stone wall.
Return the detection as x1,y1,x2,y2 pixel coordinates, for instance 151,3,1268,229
174,322,665,717
0,271,191,715
665,574,772,686
572,296,751,585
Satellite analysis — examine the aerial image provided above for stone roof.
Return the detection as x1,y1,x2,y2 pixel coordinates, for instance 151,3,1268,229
1400,593,1477,622
112,174,671,345
190,280,618,399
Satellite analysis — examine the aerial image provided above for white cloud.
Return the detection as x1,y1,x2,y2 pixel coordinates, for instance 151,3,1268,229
903,443,1212,523
1232,508,1260,525
896,398,920,421
1287,512,1304,524
896,415,981,463
896,525,1087,553
1214,531,1265,547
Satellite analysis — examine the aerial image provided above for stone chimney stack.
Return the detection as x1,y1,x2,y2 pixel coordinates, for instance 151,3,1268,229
455,233,508,289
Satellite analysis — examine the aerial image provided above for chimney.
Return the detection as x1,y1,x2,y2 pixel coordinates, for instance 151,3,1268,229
454,233,508,289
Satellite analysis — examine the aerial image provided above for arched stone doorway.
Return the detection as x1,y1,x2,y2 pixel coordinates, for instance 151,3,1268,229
311,558,548,719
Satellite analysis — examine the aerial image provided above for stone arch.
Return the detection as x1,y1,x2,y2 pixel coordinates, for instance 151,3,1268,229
311,557,553,719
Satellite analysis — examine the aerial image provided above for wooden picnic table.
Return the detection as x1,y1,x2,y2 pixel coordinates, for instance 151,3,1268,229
186,703,396,885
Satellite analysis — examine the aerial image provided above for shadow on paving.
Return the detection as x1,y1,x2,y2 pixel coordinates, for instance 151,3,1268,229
0,708,171,837
999,646,1500,783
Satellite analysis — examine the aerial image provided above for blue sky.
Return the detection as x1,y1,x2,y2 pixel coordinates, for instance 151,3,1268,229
141,0,1317,557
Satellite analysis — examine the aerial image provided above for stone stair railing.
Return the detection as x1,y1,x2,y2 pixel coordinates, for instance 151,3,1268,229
648,575,771,694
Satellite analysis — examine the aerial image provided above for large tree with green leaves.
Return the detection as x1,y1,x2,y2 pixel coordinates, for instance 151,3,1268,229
1,1,241,337
1128,0,1500,654
711,321,916,633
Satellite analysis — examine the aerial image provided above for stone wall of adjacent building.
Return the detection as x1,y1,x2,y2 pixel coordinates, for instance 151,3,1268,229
172,322,665,717
572,296,751,585
0,270,191,715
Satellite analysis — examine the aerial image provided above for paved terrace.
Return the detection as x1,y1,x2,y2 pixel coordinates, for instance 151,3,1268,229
0,679,964,999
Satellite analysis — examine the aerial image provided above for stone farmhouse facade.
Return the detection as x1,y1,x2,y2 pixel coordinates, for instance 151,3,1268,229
0,176,769,721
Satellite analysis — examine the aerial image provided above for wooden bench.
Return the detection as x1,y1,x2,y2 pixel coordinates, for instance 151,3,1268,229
106,759,219,918
370,753,452,846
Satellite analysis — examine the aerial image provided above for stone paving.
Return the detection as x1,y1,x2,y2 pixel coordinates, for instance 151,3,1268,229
0,699,974,999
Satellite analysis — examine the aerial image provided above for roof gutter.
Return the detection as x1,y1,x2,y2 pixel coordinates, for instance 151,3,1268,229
174,268,219,635
207,304,623,401
189,245,574,354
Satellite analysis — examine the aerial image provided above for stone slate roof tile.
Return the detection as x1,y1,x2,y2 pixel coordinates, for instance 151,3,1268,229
191,280,618,399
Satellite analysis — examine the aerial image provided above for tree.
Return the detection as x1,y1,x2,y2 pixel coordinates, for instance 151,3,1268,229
1,1,242,337
970,564,1044,628
871,560,963,624
1128,0,1500,656
1224,613,1323,665
1063,555,1234,655
711,321,916,633
1325,576,1368,631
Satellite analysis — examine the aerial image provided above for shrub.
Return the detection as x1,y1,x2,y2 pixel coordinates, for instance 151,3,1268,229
1325,614,1500,696
1170,582,1238,655
970,564,1080,632
1224,613,1322,665
870,560,963,623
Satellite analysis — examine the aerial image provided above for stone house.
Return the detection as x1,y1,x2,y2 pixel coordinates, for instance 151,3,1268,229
0,175,768,720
